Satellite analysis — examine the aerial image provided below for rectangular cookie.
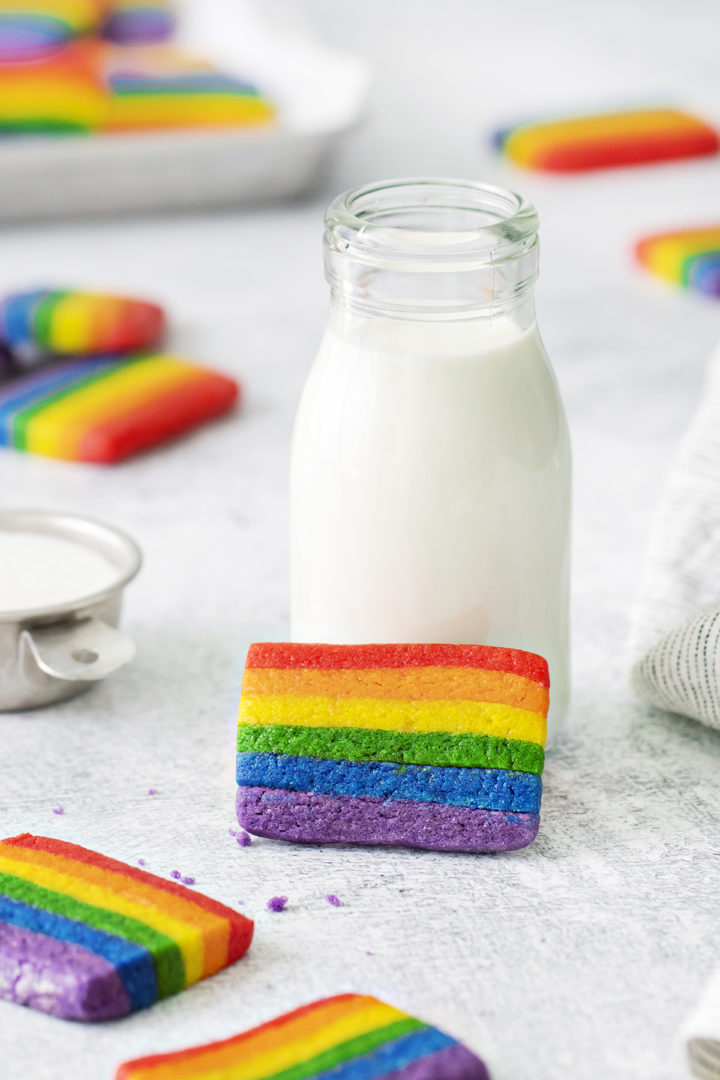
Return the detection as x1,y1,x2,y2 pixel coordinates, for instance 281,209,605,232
0,834,253,1021
494,107,720,171
0,353,238,462
236,643,549,854
116,992,491,1079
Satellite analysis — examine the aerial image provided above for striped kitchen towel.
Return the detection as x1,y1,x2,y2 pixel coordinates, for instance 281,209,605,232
629,340,720,730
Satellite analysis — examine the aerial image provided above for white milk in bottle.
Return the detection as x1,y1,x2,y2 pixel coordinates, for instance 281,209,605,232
291,180,570,737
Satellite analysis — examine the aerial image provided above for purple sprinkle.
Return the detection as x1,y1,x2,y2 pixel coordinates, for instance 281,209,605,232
52,807,64,815
170,870,181,880
181,876,195,886
365,950,374,956
267,896,288,913
228,828,239,837
147,789,159,796
326,894,340,907
236,831,252,847
137,859,146,867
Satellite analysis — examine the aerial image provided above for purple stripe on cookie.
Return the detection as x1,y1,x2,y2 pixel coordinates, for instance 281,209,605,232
0,922,131,1021
236,787,539,853
388,1043,491,1080
103,11,174,43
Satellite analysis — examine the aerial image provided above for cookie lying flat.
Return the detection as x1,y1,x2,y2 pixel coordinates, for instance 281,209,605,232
494,107,720,171
636,226,720,298
0,289,166,356
0,834,253,1021
0,352,239,462
236,643,548,853
102,44,276,131
116,992,490,1080
0,39,274,134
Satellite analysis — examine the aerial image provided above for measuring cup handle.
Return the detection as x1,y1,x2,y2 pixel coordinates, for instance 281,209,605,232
21,617,136,683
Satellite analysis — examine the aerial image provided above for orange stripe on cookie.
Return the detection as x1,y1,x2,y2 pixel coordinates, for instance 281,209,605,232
240,666,548,715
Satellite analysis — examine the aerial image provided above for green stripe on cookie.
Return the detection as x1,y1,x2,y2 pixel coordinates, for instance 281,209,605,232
236,724,544,774
33,291,69,349
263,1018,426,1080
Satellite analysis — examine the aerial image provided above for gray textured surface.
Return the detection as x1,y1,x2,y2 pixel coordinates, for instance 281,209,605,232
1,1,720,1077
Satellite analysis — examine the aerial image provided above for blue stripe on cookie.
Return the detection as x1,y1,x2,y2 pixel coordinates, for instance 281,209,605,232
236,753,541,813
320,1027,456,1080
0,290,47,346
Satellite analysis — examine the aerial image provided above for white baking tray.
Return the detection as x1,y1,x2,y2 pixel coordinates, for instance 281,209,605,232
0,0,370,222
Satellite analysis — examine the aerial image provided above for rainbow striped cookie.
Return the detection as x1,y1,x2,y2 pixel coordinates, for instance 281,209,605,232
102,44,275,130
494,107,720,172
116,993,490,1080
0,289,166,356
236,643,548,853
636,226,720,298
0,39,274,134
0,834,253,1021
103,1,174,44
0,353,239,462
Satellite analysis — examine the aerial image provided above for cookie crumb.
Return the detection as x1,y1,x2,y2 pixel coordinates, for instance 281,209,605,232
52,807,64,815
267,896,288,913
326,894,340,907
236,831,252,847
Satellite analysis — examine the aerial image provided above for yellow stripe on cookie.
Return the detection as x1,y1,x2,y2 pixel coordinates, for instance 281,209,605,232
238,695,546,746
45,293,99,353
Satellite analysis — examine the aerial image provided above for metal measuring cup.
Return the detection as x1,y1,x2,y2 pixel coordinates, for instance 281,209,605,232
0,510,141,711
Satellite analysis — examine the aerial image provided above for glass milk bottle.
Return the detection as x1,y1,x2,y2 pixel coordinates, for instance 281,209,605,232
290,179,571,737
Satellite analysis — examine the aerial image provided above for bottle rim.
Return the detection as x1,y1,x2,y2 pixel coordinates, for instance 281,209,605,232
324,177,539,271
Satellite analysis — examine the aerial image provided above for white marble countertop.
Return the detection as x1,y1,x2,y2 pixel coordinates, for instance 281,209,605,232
1,1,720,1077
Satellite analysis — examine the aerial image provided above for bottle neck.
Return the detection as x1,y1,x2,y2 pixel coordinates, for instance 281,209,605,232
323,178,540,323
